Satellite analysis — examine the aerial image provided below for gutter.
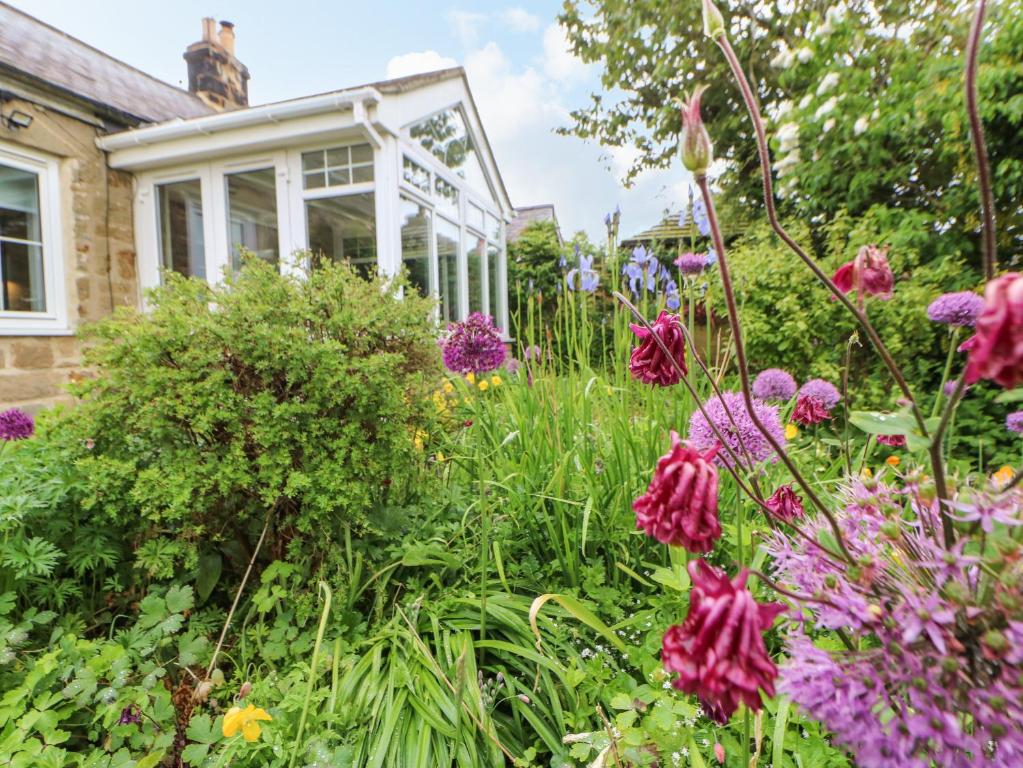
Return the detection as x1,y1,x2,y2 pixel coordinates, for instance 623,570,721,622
97,87,381,152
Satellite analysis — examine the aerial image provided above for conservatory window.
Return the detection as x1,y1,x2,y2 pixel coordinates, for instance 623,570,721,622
409,108,490,200
434,175,459,219
0,163,45,312
226,168,279,270
402,156,431,195
436,217,460,323
487,242,502,323
466,233,485,314
400,196,432,298
157,179,206,279
301,143,373,190
305,192,377,277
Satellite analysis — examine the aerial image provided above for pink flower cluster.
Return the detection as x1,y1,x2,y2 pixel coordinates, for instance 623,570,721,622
628,310,688,386
439,313,507,375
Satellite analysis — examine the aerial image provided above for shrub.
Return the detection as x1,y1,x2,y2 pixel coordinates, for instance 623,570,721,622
61,258,440,581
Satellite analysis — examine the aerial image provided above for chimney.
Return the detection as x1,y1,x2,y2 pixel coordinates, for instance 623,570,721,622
184,18,250,112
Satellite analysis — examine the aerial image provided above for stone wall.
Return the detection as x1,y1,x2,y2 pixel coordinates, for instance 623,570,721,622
0,95,138,411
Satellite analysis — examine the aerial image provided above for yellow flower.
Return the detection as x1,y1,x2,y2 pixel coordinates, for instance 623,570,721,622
443,381,455,394
223,705,272,742
478,380,489,391
413,429,426,451
785,423,799,440
466,372,476,384
861,467,873,479
886,455,901,467
993,465,1015,486
435,451,446,463
490,375,502,387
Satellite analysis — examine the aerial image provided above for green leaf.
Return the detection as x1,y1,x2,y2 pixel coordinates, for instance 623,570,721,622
529,593,626,653
136,752,166,768
195,553,222,604
848,410,916,435
165,585,194,615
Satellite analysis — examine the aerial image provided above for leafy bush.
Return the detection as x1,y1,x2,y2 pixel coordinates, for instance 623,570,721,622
60,258,440,582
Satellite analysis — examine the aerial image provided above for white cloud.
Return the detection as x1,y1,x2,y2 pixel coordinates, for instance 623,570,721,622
540,22,590,83
450,10,487,48
500,7,540,32
385,50,459,79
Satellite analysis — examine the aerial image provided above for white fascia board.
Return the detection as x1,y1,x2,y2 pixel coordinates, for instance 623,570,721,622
99,88,381,171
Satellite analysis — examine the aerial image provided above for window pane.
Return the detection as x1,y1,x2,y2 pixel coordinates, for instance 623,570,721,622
0,241,45,312
303,145,374,190
436,217,459,323
467,234,485,314
326,147,348,168
227,168,279,271
302,151,325,171
409,108,491,202
157,179,205,279
435,176,458,219
468,203,485,232
402,156,430,194
486,213,501,243
351,144,373,164
400,197,432,299
0,165,41,243
328,169,351,186
488,243,502,327
304,171,325,189
352,165,373,184
306,192,376,276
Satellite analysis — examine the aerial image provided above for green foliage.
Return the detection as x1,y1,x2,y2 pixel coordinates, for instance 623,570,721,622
59,258,439,580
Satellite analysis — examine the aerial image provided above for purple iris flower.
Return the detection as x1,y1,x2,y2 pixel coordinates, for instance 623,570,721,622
692,197,711,237
567,251,600,293
623,246,658,296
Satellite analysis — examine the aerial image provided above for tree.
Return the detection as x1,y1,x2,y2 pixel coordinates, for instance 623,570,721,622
560,0,1023,266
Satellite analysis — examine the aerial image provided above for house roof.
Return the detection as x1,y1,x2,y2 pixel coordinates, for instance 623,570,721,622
0,2,211,124
509,204,562,243
621,209,752,248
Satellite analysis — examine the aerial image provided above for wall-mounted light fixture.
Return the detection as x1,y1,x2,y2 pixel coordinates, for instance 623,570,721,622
0,91,33,130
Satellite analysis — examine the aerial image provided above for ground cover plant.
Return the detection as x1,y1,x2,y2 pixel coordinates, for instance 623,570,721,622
0,0,1021,766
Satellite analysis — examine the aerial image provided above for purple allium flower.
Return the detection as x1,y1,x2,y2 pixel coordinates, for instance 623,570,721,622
798,378,841,410
752,368,797,401
927,291,985,327
1007,410,1023,434
439,313,507,375
900,593,956,654
687,391,786,468
674,252,709,276
0,409,34,441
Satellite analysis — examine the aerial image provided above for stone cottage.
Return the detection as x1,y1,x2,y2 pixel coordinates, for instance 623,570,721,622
0,4,525,410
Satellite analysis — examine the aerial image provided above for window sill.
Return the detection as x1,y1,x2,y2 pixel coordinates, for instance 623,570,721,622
0,324,73,337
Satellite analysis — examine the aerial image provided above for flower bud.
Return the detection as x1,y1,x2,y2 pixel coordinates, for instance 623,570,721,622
702,0,726,39
238,681,253,699
679,86,713,175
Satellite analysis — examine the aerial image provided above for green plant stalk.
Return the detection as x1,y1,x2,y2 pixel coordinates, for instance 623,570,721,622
288,580,332,768
932,327,961,419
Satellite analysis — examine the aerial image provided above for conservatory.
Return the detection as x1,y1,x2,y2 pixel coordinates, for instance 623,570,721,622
98,68,513,331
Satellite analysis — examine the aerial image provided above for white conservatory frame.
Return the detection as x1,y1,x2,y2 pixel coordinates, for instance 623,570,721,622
98,72,513,334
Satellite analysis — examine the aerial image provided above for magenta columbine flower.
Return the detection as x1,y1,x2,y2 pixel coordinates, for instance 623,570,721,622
1007,411,1023,434
439,313,507,375
927,291,985,327
877,433,907,447
765,484,804,523
0,408,34,441
798,378,841,410
687,391,786,468
752,368,797,401
792,395,830,426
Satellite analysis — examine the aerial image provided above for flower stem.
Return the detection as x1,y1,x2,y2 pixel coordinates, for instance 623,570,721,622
695,175,854,565
964,0,997,280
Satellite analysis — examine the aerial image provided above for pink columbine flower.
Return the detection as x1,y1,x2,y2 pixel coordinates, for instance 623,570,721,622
633,432,720,553
629,310,688,386
662,560,784,723
792,395,830,426
766,484,804,523
832,245,894,300
679,86,712,175
963,273,1023,389
877,434,907,448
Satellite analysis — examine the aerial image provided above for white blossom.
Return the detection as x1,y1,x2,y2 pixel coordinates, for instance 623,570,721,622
771,47,794,69
799,94,813,110
822,118,836,133
854,116,870,135
817,72,840,95
815,97,838,119
796,47,814,63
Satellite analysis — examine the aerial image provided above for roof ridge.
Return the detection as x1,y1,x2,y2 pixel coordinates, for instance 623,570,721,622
0,1,202,103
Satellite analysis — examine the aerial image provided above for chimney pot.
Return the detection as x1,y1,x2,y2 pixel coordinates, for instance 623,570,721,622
201,17,216,43
218,21,236,56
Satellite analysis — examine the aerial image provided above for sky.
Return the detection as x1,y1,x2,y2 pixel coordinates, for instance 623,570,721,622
9,0,693,243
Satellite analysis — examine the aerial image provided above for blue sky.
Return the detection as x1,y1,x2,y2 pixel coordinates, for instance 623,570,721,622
10,0,692,243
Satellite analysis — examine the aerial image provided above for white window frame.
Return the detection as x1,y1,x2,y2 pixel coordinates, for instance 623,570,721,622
0,143,68,335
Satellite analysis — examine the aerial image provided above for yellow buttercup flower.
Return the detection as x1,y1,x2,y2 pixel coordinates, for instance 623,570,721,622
478,380,489,391
466,372,476,384
784,423,799,440
223,705,272,742
413,429,426,451
490,375,502,387
443,381,455,394
993,465,1015,486
886,455,901,467
435,451,446,463
861,467,873,479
